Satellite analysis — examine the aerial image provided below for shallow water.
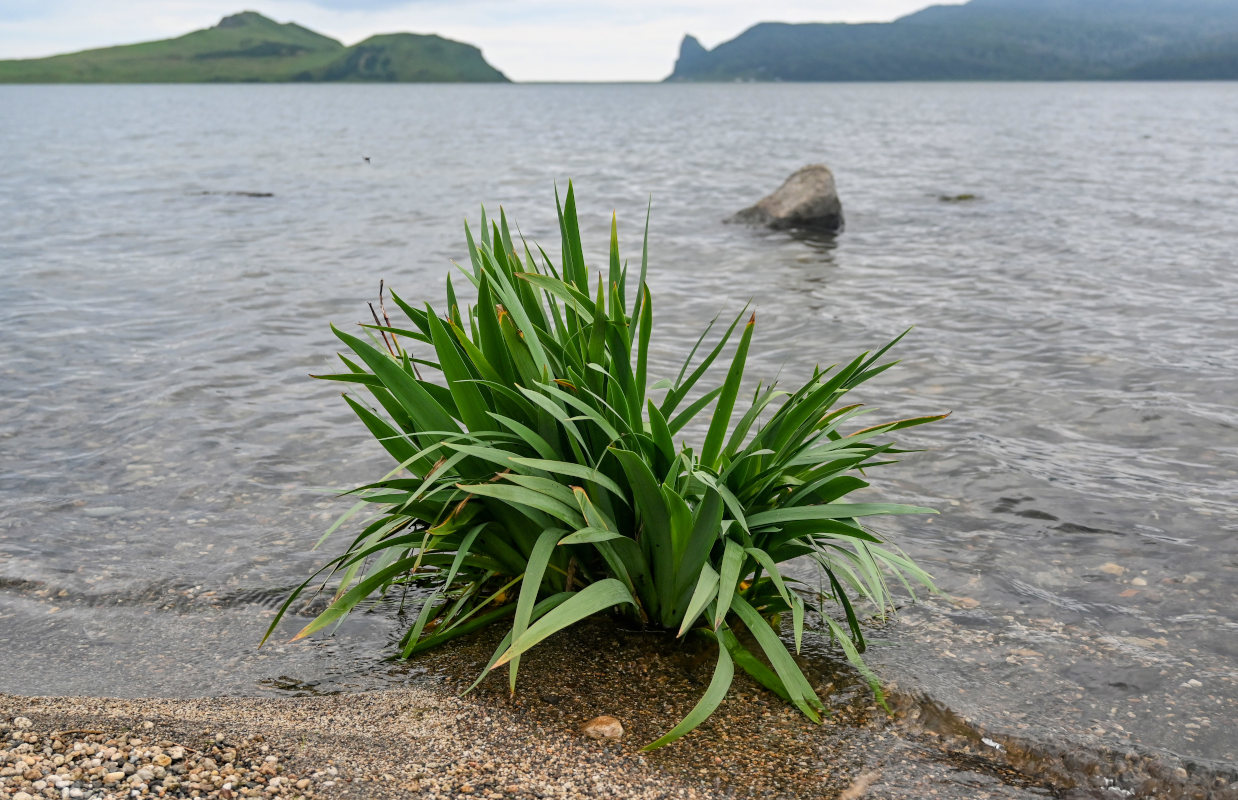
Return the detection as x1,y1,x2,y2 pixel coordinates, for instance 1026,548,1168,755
1,83,1235,782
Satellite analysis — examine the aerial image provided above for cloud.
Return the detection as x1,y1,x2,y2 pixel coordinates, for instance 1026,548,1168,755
0,0,57,22
301,0,426,9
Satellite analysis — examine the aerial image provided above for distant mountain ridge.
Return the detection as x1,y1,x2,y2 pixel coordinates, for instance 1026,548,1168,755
667,0,1238,81
0,11,508,83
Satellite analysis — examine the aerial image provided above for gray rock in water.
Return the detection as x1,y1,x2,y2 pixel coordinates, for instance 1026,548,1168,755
729,164,844,234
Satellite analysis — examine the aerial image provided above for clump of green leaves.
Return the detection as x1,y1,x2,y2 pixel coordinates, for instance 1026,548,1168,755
268,185,944,748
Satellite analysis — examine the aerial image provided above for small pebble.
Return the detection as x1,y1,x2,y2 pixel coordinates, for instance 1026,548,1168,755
582,715,625,739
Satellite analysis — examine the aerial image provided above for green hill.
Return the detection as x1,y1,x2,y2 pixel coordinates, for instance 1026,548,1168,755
298,33,507,82
666,0,1238,81
0,11,508,83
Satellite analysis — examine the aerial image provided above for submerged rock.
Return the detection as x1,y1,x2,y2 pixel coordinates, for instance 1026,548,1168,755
729,164,844,234
195,191,275,198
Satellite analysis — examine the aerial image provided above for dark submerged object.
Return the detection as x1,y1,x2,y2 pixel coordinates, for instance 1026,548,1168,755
196,190,275,198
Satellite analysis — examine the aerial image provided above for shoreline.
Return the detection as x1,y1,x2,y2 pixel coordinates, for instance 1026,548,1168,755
4,615,1234,799
4,686,1231,800
0,619,1108,800
0,685,1039,800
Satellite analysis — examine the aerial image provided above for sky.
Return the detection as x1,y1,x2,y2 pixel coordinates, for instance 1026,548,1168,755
0,0,961,82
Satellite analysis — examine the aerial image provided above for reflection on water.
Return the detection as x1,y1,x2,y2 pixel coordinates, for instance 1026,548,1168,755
0,83,1236,779
784,228,843,254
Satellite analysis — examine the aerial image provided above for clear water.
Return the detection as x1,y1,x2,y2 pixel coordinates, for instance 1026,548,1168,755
1,83,1235,772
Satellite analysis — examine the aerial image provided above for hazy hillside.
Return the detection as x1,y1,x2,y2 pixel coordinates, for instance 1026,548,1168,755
0,11,508,83
301,33,507,82
667,0,1238,81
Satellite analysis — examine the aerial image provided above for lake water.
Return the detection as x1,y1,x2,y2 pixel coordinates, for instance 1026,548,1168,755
1,83,1235,786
